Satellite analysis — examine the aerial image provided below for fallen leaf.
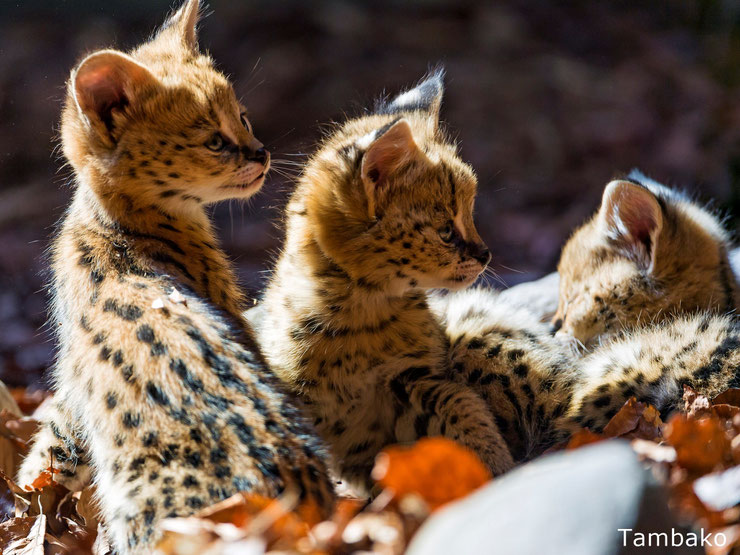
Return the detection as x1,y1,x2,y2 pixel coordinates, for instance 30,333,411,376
705,524,740,555
0,382,21,417
566,429,605,450
713,390,740,408
0,515,36,550
603,397,663,440
693,466,740,511
684,385,712,418
0,411,39,478
664,414,731,473
4,513,45,554
371,437,491,511
630,439,677,464
29,467,58,491
340,510,405,555
9,389,51,417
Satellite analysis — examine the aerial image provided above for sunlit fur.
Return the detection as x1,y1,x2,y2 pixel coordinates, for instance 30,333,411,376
431,172,740,461
302,112,487,295
17,2,333,553
432,273,740,460
61,3,269,217
554,171,738,348
258,72,513,490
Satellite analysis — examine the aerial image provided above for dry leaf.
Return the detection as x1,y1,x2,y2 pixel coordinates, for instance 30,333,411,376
630,439,677,464
693,466,740,511
566,429,605,449
683,385,712,417
371,437,491,511
340,510,405,555
0,382,21,417
603,397,663,440
713,390,740,408
704,524,740,555
0,411,39,479
10,390,50,417
4,513,45,555
29,467,58,491
664,414,730,473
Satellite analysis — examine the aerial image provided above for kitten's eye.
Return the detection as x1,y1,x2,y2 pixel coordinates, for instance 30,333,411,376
240,114,252,133
205,133,225,152
438,222,454,243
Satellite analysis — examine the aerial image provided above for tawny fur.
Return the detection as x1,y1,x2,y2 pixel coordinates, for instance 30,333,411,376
17,1,333,552
434,174,740,461
554,171,738,348
256,72,514,490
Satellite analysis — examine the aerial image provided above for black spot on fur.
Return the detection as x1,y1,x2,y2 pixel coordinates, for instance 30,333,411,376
136,324,155,343
145,381,170,406
122,412,141,428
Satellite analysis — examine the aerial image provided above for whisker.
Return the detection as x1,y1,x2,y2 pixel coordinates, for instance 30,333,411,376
497,263,524,274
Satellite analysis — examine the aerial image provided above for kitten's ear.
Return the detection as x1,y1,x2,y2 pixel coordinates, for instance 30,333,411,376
360,119,422,218
165,0,201,51
379,68,444,124
599,179,663,271
72,50,158,146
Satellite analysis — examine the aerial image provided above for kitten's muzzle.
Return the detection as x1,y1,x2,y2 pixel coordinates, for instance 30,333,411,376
240,145,269,166
467,242,491,266
249,147,269,165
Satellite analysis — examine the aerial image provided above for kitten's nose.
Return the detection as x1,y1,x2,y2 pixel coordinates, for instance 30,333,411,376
470,243,491,266
550,318,563,335
251,147,268,165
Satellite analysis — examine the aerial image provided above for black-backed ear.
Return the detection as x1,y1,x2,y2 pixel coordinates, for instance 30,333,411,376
377,68,444,124
360,119,422,218
72,50,158,146
163,0,201,51
599,179,663,271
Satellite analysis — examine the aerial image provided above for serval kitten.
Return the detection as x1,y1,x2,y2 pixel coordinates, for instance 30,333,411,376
437,174,740,456
553,171,738,349
258,71,514,490
557,313,740,433
17,1,333,551
431,288,580,461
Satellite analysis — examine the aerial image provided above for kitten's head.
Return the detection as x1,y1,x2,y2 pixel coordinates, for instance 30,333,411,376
62,0,269,211
553,172,736,348
300,70,490,294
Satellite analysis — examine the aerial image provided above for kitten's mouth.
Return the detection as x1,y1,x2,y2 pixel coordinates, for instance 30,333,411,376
241,173,265,190
223,173,265,191
448,264,485,286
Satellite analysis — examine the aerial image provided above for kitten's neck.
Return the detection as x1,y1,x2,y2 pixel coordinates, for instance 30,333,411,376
79,178,210,235
66,182,246,319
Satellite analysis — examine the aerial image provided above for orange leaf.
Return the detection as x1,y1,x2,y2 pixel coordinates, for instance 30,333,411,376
603,397,663,440
664,414,730,473
29,466,59,491
712,389,740,408
566,429,605,450
371,437,491,511
9,389,51,416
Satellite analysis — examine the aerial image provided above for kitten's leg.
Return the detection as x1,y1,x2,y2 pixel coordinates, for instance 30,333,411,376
17,401,91,491
391,370,514,476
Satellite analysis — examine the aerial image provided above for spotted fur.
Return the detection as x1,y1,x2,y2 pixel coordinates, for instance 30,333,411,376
553,171,738,348
256,71,514,491
436,174,740,459
17,1,333,552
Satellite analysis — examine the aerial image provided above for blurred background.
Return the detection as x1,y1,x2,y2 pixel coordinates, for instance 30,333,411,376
1,0,739,388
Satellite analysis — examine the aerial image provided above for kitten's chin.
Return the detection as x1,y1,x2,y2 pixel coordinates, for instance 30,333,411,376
221,173,266,199
426,272,480,291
